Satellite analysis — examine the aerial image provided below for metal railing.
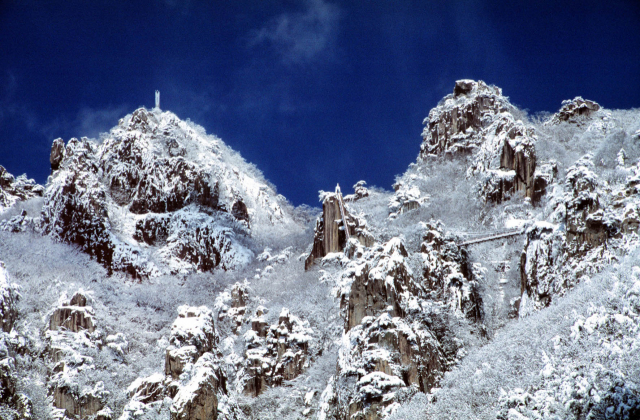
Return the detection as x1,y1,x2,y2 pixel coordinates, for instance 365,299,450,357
456,229,525,246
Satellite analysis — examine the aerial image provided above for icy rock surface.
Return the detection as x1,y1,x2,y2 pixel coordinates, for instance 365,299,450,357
239,307,314,396
305,186,374,270
319,225,483,419
0,165,44,213
120,305,240,420
520,154,640,312
39,108,300,278
46,291,108,419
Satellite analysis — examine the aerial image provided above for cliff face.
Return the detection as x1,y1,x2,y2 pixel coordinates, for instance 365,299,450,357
317,221,483,420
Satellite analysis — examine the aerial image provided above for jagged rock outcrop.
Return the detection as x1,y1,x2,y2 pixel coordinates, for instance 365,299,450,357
240,308,313,396
420,80,510,157
49,292,95,333
165,306,218,380
408,80,553,205
519,155,629,313
0,165,44,213
344,239,415,331
46,291,108,419
50,138,66,172
321,229,482,419
215,282,249,333
420,221,483,321
305,186,374,270
546,97,601,126
39,108,300,278
120,306,238,420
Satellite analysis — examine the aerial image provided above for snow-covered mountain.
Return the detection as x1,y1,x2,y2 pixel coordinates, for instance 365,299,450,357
1,81,640,420
5,107,302,278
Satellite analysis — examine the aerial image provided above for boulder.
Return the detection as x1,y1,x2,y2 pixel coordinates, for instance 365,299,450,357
49,292,95,333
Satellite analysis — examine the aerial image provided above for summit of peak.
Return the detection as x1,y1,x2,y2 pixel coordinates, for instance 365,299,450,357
34,107,302,278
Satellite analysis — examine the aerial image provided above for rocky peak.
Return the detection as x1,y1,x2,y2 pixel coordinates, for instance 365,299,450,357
397,80,554,207
547,97,601,125
241,307,314,396
37,107,301,278
420,79,510,157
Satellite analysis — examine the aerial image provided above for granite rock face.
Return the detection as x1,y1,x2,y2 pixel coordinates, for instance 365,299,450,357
240,308,314,396
46,291,107,419
39,108,300,278
420,80,510,157
49,292,95,333
404,80,552,205
305,186,374,270
519,154,638,313
320,228,483,419
120,306,239,420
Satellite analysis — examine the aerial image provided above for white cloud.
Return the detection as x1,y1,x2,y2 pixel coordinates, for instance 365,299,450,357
250,0,341,64
74,106,128,139
41,105,128,141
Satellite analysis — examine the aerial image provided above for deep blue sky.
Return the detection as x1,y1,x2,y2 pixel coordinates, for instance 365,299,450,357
1,0,639,206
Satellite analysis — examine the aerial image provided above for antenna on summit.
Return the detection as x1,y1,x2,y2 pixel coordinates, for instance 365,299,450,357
155,90,160,110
